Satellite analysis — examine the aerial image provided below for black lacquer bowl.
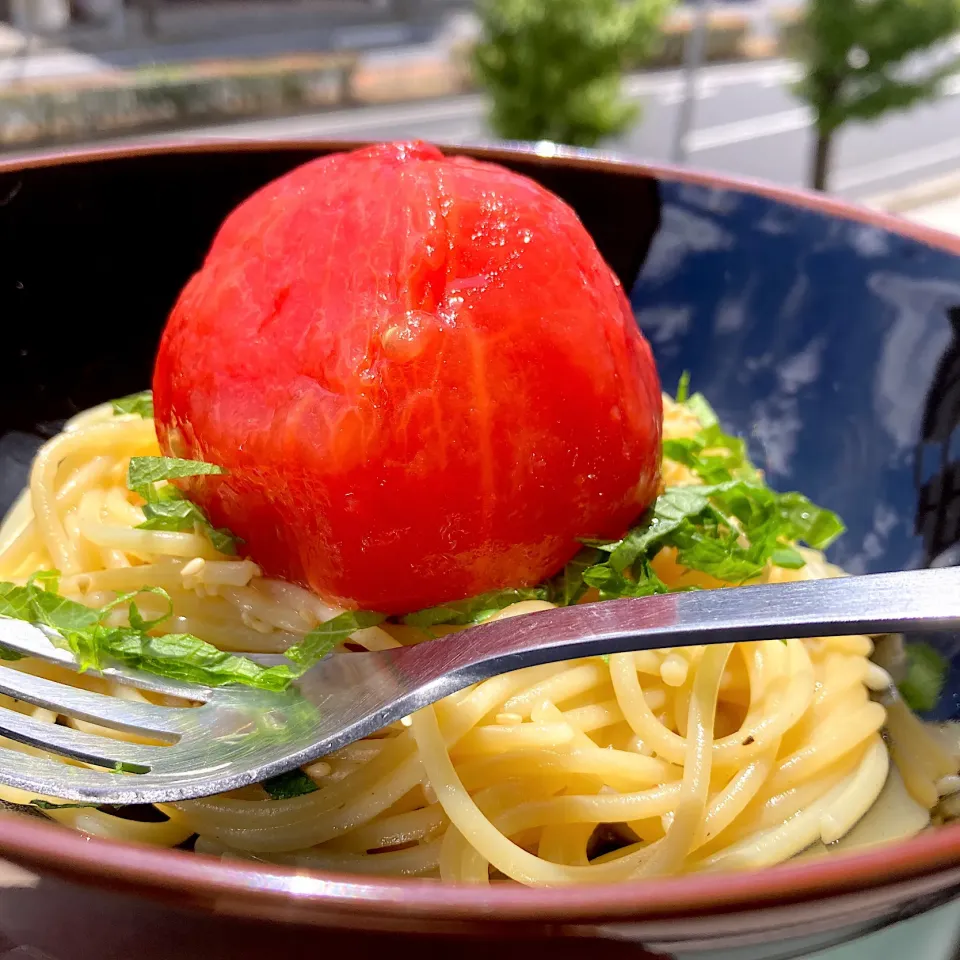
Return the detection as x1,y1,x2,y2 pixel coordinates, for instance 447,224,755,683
2,141,960,960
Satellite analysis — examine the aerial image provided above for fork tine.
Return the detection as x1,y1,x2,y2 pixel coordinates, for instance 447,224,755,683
0,618,215,702
0,743,181,805
0,665,186,737
0,707,168,771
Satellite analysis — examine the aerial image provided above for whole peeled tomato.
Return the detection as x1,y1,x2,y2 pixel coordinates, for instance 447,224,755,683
153,141,662,615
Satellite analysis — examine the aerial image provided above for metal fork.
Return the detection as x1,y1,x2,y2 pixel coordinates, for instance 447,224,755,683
0,566,957,805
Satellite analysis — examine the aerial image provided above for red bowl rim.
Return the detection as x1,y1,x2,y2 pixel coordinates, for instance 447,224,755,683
2,137,960,924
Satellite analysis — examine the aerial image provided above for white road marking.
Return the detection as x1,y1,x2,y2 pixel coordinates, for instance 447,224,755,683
623,59,797,98
835,135,960,191
688,107,812,151
206,94,486,138
681,72,960,154
760,64,801,87
656,81,718,105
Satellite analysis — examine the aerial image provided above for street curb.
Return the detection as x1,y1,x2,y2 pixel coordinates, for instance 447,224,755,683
863,170,960,214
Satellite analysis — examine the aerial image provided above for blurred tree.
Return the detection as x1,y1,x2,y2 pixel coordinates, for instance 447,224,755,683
472,0,673,148
792,0,960,191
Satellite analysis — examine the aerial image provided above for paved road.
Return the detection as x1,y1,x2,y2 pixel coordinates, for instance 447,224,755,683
85,57,960,202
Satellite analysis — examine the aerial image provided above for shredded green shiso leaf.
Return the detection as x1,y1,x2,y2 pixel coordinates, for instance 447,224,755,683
110,391,154,419
127,456,242,556
0,579,383,692
898,641,949,713
262,769,320,799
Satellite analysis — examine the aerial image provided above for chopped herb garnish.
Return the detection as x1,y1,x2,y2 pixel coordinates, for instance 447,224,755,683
78,627,297,691
655,384,843,577
284,611,386,666
114,761,147,774
898,641,948,713
30,799,99,810
29,569,61,593
675,371,691,404
661,404,843,555
581,556,668,600
111,391,154,419
137,495,239,556
770,546,807,569
0,581,378,691
549,548,601,607
127,456,225,490
403,588,548,628
576,474,842,601
127,457,240,555
0,579,99,632
472,385,843,608
685,392,719,430
775,492,846,552
262,769,319,800
662,425,755,485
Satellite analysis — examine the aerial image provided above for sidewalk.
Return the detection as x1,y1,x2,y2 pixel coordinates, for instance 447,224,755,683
867,171,960,236
905,195,960,235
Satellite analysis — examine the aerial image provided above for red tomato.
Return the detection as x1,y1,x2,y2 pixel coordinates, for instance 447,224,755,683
153,142,662,614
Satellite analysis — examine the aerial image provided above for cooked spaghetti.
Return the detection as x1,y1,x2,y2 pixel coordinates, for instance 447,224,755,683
0,393,953,884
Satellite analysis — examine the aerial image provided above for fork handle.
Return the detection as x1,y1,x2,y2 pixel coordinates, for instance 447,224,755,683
389,567,960,697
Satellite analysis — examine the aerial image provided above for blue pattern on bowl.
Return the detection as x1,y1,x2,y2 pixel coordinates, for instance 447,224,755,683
633,179,960,719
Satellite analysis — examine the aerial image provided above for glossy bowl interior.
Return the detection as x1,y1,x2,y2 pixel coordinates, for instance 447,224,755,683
3,142,960,959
